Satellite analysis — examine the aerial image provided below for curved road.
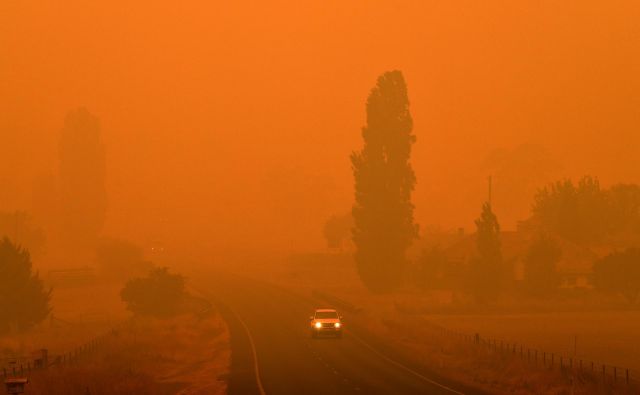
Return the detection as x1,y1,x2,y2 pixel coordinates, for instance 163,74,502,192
199,273,486,395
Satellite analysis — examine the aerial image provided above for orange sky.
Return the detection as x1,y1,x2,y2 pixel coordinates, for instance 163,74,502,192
1,0,639,261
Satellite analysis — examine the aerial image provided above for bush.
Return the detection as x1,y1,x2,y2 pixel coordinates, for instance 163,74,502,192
120,267,188,317
592,248,640,304
0,237,51,333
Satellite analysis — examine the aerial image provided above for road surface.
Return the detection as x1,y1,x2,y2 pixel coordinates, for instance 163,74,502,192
200,273,486,395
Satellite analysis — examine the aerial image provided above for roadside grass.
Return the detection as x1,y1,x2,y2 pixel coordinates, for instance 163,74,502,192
1,280,230,395
423,311,640,374
25,313,230,395
0,283,129,361
363,311,637,395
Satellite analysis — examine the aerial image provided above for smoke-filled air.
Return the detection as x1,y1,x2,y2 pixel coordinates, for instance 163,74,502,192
1,1,639,394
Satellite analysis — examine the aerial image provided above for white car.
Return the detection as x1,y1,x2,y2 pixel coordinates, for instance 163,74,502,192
309,308,343,338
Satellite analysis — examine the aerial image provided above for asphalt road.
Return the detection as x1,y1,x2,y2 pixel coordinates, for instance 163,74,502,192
200,273,484,395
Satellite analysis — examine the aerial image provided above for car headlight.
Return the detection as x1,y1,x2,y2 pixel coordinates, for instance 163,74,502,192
315,322,322,329
334,322,341,328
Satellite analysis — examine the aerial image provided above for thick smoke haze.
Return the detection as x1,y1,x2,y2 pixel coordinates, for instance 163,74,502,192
1,0,639,262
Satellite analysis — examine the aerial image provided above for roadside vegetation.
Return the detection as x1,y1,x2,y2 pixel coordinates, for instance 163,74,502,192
0,230,229,394
26,313,229,395
121,267,190,317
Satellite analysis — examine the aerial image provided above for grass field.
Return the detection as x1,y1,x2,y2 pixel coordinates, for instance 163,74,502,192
425,311,640,374
24,313,230,395
0,283,129,361
1,281,230,395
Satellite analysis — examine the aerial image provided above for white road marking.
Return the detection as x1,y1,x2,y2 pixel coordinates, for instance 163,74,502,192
227,305,267,395
348,330,465,395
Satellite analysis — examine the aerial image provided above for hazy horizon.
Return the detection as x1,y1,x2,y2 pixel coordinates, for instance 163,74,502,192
2,0,639,262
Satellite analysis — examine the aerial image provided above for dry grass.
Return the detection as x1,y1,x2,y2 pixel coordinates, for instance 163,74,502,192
21,313,229,395
362,311,637,394
1,281,230,395
1,283,129,361
423,311,640,373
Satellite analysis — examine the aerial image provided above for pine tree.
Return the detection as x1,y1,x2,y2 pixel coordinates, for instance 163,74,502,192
470,202,504,302
0,238,51,333
351,71,418,292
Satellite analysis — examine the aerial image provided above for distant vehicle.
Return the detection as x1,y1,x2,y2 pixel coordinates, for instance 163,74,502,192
309,308,343,338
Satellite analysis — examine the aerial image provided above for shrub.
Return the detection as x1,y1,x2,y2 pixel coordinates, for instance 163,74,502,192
120,267,188,317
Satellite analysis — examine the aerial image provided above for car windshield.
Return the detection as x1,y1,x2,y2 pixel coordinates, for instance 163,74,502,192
315,311,338,319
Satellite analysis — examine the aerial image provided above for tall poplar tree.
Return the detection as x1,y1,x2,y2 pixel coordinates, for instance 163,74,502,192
351,71,418,292
59,108,107,256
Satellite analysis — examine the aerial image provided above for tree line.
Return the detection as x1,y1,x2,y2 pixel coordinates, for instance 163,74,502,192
350,70,640,304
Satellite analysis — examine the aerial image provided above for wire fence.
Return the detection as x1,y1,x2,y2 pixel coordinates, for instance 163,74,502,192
1,295,212,383
1,322,126,380
424,319,640,390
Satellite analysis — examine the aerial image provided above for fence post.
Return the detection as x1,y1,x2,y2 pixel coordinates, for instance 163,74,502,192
626,369,629,385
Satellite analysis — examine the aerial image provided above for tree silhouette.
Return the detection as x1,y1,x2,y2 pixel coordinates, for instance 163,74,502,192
532,177,640,243
470,202,504,302
351,71,418,292
0,237,51,333
59,108,107,256
522,234,561,296
323,214,353,250
608,183,640,234
532,176,608,243
592,248,640,304
120,267,188,317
